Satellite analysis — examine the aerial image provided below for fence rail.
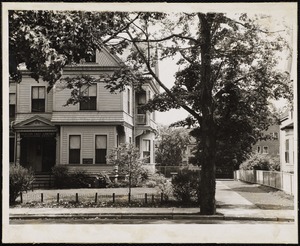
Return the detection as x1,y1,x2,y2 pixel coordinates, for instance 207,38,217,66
234,170,294,195
17,192,171,204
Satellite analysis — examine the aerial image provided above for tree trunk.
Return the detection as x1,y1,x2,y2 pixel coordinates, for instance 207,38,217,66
198,13,217,215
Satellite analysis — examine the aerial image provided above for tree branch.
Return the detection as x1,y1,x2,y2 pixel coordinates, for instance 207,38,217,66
126,30,202,122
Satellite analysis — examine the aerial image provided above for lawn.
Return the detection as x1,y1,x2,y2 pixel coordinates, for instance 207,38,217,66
15,187,162,205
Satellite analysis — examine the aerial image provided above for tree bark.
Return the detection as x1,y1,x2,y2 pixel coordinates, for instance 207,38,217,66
198,13,217,215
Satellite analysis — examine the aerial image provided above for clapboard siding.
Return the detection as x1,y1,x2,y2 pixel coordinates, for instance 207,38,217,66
98,83,122,111
17,77,52,113
60,125,116,164
53,81,78,111
53,81,122,112
66,165,116,174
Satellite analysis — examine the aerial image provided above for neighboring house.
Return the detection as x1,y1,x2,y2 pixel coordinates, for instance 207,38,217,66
252,124,280,158
9,47,159,181
182,135,196,165
279,109,294,173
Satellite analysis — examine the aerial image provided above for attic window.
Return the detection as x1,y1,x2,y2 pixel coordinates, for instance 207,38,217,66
84,49,96,63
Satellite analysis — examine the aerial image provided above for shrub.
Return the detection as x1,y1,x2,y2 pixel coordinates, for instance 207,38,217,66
10,164,34,205
147,173,173,199
52,165,70,188
70,170,91,188
171,169,200,204
239,154,280,171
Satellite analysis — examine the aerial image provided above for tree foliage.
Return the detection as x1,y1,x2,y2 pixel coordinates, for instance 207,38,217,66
107,143,147,188
155,126,190,166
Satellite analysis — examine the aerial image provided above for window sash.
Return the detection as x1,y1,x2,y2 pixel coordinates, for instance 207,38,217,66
143,140,150,151
81,84,97,97
9,94,16,104
32,87,45,99
69,149,80,164
32,99,45,112
70,135,81,149
80,96,96,110
95,149,107,164
96,135,107,149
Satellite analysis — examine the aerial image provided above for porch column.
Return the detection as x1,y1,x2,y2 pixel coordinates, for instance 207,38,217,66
16,132,21,165
55,132,60,165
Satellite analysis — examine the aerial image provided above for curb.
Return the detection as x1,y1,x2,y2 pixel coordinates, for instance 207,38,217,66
9,213,295,222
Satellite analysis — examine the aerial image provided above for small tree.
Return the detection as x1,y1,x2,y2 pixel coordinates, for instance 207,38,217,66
107,143,145,193
9,164,34,205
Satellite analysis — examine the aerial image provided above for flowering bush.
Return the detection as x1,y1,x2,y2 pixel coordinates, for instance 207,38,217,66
239,154,280,171
146,173,173,199
10,164,34,205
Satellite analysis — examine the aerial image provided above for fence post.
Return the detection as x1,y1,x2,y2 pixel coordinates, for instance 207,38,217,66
95,193,98,203
128,193,131,203
152,194,154,204
161,193,163,203
20,192,23,203
145,193,147,204
41,193,43,203
76,193,79,203
57,193,60,203
113,193,115,203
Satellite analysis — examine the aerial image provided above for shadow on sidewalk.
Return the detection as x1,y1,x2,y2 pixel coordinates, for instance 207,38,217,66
229,187,266,193
255,204,294,210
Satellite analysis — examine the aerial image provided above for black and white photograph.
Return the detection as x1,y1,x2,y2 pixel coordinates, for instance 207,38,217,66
2,2,298,244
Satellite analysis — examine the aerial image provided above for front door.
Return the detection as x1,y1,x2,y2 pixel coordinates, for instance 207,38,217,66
42,138,56,172
20,134,56,173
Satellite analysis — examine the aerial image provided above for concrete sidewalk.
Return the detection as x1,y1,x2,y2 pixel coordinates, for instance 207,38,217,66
9,181,295,222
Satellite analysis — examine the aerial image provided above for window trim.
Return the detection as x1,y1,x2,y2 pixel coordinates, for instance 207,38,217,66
31,86,46,112
79,84,97,111
95,134,107,164
142,139,151,163
68,134,82,164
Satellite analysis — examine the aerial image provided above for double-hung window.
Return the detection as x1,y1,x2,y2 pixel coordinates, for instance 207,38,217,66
69,135,81,164
143,139,151,163
95,135,107,164
127,88,131,114
80,84,97,110
32,86,45,112
9,93,16,118
285,139,289,163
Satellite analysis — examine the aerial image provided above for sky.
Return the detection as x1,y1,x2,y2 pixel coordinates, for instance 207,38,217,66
154,10,296,126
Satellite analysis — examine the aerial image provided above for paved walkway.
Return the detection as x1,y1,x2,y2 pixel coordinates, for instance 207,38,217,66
9,180,296,221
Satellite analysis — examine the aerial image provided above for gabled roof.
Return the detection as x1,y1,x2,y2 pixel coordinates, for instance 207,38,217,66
14,115,56,131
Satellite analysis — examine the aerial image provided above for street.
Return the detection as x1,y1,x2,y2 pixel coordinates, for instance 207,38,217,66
10,218,293,224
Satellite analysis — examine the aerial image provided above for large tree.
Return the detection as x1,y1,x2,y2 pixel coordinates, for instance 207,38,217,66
9,11,293,214
155,126,190,166
103,13,292,214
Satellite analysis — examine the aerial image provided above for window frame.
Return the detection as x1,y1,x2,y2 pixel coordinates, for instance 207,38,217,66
95,135,107,164
142,139,151,163
285,139,289,163
80,84,97,111
31,86,46,112
69,135,81,164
